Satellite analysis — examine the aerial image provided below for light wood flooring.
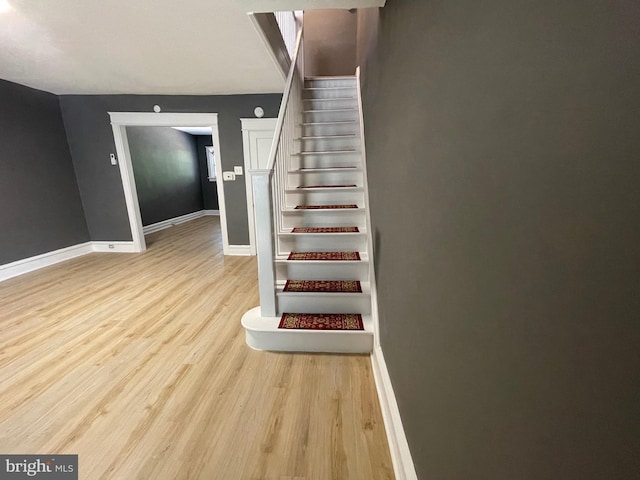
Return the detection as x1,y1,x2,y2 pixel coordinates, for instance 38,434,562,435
0,216,394,479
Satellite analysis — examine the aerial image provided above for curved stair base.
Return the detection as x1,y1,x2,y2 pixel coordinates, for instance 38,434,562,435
241,307,373,353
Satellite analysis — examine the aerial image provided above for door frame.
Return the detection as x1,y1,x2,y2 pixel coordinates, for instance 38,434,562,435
109,112,227,253
241,118,278,255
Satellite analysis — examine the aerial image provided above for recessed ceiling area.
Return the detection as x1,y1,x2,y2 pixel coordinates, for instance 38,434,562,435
172,126,212,136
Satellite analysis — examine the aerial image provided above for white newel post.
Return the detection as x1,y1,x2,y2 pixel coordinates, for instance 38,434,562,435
251,171,277,317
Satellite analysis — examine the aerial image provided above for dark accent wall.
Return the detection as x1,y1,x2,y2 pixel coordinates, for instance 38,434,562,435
304,9,357,76
126,126,203,226
358,2,640,479
59,94,281,244
0,80,89,265
196,135,220,210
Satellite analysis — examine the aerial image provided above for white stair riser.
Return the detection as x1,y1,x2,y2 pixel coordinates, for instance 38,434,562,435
245,329,372,353
304,87,357,100
303,98,358,111
302,123,358,137
304,109,358,123
305,78,356,88
286,190,363,206
278,234,367,252
299,136,360,151
288,170,363,186
277,294,371,314
276,261,368,281
291,154,361,171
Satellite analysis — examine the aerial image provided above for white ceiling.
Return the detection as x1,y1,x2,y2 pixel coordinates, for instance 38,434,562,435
172,126,212,136
0,0,385,96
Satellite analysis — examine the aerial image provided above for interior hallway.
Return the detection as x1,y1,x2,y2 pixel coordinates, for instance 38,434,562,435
0,216,393,479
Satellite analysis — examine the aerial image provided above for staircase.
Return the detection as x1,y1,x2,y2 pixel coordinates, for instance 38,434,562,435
241,30,375,353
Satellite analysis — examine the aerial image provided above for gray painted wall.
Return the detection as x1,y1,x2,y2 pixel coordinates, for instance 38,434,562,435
0,79,89,265
358,1,640,479
59,94,281,244
126,126,203,226
304,9,357,76
196,135,220,210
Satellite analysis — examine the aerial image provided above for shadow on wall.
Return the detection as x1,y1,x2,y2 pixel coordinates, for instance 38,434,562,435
304,9,357,76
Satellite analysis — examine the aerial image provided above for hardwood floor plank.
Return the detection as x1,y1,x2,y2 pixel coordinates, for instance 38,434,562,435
0,216,393,479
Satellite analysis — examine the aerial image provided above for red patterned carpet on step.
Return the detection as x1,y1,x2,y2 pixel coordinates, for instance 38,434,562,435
278,313,364,330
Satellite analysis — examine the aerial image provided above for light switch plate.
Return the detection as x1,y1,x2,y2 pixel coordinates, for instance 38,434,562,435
234,166,243,175
110,153,117,165
222,171,236,181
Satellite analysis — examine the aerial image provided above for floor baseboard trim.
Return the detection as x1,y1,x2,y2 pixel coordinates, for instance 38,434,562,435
0,242,93,282
204,210,220,216
91,242,137,253
226,245,254,256
143,210,206,235
0,241,140,283
371,346,418,480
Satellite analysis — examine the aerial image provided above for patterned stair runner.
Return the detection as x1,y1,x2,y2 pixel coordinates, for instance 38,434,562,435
278,313,364,330
287,251,360,261
291,227,359,233
296,184,357,189
283,280,362,293
295,204,358,210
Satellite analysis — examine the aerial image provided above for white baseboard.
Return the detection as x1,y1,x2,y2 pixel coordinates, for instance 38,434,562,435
0,241,140,283
204,209,220,216
225,244,254,256
371,346,418,480
91,242,137,253
0,242,93,282
143,210,206,235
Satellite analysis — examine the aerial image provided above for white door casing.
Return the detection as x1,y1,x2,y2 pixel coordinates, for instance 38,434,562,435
109,112,228,253
241,118,278,255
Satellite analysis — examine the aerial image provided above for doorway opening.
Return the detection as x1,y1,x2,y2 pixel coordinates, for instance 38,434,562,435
109,112,230,253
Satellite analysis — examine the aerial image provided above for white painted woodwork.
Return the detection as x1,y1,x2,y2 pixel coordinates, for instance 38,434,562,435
275,255,369,281
252,173,277,316
303,97,358,110
303,108,359,123
372,347,420,480
356,66,383,350
242,118,277,255
304,77,358,88
277,231,368,253
242,307,374,353
108,112,231,254
242,45,378,353
302,121,359,137
142,210,206,235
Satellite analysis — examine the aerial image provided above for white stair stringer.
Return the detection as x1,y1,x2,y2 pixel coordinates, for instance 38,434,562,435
242,75,375,354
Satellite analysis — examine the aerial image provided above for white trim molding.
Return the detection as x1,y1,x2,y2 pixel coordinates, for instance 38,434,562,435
108,112,232,254
204,210,220,216
91,242,137,253
143,210,205,235
226,245,253,256
0,242,93,282
241,117,278,257
0,241,139,282
371,347,418,480
355,66,381,349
